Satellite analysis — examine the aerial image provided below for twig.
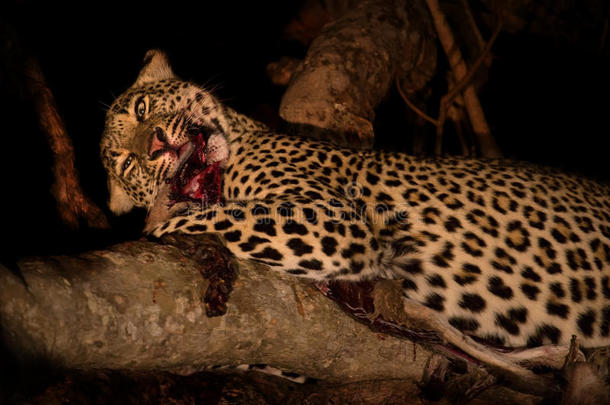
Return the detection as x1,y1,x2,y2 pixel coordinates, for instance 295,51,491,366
440,19,503,115
425,0,503,158
395,76,439,126
434,18,502,155
396,17,502,156
432,3,502,156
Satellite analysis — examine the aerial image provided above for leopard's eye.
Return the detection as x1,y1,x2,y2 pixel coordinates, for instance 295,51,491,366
135,97,147,121
122,153,135,175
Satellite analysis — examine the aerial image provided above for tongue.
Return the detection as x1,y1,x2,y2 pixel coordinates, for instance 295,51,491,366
180,161,222,206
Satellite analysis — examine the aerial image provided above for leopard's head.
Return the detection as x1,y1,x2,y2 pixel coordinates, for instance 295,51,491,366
100,50,229,214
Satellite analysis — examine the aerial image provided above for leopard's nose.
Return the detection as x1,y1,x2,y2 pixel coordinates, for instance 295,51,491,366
149,127,168,159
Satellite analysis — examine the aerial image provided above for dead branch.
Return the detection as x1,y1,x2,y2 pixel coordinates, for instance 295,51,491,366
435,18,503,155
395,19,502,156
424,0,503,158
23,56,109,230
440,20,502,122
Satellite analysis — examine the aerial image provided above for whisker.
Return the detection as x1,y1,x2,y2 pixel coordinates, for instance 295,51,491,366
98,99,113,112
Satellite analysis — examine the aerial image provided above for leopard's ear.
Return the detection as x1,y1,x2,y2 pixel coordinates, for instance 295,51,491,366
134,49,176,86
108,178,135,215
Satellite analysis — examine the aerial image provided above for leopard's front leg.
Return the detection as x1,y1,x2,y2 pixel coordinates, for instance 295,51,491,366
154,233,237,317
150,199,384,282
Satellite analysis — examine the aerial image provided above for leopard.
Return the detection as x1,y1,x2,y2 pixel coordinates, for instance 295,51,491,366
101,49,610,351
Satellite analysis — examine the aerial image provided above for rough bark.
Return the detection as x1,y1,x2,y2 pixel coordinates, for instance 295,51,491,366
0,239,431,381
0,240,549,404
279,0,437,148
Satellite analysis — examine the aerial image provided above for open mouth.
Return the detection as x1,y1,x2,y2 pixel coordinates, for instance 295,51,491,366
161,130,223,208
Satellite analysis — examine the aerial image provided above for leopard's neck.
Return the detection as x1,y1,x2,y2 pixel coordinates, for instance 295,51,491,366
209,102,271,145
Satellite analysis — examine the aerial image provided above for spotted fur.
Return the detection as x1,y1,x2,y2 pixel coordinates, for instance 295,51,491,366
102,50,610,349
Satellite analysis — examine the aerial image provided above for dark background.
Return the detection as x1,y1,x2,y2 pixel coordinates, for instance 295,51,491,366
1,0,609,260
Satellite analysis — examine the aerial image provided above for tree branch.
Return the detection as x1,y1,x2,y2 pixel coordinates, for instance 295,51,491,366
279,0,436,148
23,56,109,230
424,0,503,158
1,239,581,402
0,239,431,382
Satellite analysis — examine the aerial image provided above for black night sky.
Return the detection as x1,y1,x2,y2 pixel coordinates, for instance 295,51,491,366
1,0,609,260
